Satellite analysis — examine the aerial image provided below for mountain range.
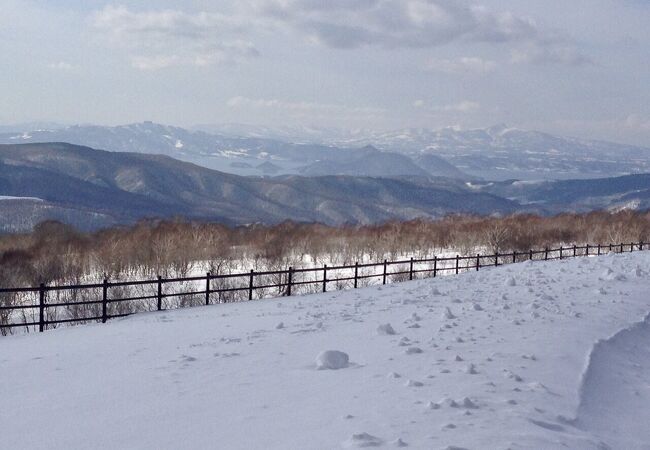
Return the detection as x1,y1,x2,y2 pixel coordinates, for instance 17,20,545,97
1,142,649,232
0,123,466,181
333,124,650,181
0,143,515,232
3,122,650,181
196,122,650,181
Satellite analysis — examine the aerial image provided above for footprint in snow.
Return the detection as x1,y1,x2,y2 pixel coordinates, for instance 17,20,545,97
443,307,457,320
528,418,566,432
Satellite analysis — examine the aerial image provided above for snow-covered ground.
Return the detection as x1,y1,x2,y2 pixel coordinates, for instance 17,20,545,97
2,252,649,449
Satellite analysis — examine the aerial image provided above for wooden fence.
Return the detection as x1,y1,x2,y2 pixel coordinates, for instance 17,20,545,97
0,242,645,335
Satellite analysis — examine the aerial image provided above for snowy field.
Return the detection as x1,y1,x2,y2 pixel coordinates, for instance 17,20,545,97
2,252,649,449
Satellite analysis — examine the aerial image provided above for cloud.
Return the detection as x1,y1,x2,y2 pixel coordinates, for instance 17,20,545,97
90,3,589,69
415,99,481,113
425,56,496,74
510,43,593,66
227,96,386,120
90,5,259,69
250,0,590,67
47,61,75,71
251,0,540,49
623,114,650,132
441,100,481,113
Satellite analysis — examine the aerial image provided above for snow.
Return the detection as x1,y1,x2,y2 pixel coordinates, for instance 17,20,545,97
316,350,350,370
0,195,44,201
1,253,650,449
377,323,396,335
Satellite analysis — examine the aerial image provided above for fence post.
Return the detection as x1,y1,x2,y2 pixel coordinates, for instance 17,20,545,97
249,270,254,300
205,273,211,306
495,252,499,267
620,243,624,253
157,276,162,311
586,244,590,256
559,246,563,260
529,249,533,261
512,251,517,264
597,244,601,255
476,254,480,271
102,279,108,323
38,283,45,333
454,255,459,275
609,243,612,252
631,242,634,252
287,267,293,296
409,257,414,281
382,260,388,285
354,262,359,289
433,256,438,278
573,245,576,257
323,265,327,292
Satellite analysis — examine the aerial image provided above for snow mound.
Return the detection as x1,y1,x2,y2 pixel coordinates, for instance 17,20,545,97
343,432,383,448
377,323,396,335
316,350,349,370
576,313,650,448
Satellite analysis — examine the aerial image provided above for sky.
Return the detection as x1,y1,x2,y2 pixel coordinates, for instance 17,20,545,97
1,0,649,146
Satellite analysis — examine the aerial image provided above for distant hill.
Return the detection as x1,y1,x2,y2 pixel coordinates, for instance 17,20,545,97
481,174,650,213
0,143,514,231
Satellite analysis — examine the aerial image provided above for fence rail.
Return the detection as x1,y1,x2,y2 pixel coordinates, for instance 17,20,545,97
0,242,645,334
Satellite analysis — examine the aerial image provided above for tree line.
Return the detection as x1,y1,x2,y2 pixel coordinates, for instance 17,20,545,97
1,210,648,291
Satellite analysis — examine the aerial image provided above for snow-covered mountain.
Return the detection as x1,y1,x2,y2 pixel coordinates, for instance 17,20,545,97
0,122,466,180
338,124,650,181
3,121,649,181
196,123,650,181
3,250,650,449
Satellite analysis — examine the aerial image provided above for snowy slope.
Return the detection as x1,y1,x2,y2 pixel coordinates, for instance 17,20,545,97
2,253,650,449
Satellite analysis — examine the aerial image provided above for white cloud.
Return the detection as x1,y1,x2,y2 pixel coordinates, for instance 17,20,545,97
624,114,650,131
47,61,74,71
442,100,481,113
90,5,259,70
416,99,481,113
510,43,593,66
227,96,386,120
425,56,496,74
249,1,591,67
251,0,540,49
89,2,589,70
